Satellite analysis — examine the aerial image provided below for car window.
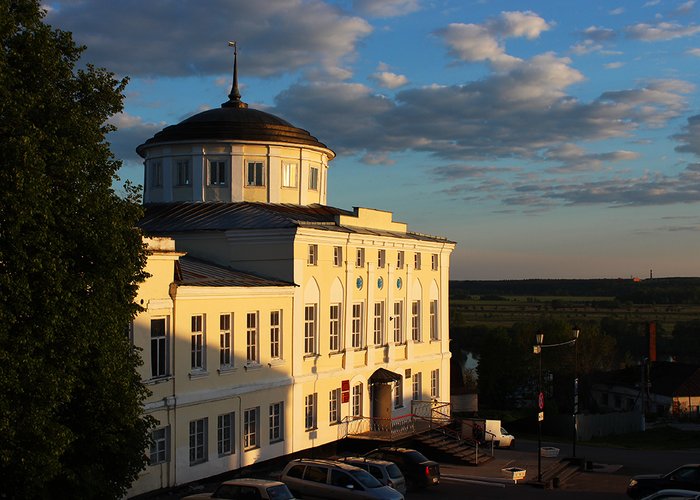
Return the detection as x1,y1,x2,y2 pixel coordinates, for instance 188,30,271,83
405,450,429,462
266,485,294,500
349,469,382,488
330,470,362,490
286,465,304,479
368,465,383,480
386,464,403,479
238,486,262,500
303,465,328,483
213,484,239,499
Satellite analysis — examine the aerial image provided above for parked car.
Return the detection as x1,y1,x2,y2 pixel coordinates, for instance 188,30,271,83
363,447,439,490
280,458,404,500
627,464,700,499
640,489,700,500
336,456,407,495
182,478,296,500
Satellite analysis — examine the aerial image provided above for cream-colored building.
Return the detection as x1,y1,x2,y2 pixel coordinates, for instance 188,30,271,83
128,55,455,497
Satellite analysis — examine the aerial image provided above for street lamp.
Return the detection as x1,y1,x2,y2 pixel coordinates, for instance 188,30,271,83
572,326,580,459
534,331,544,483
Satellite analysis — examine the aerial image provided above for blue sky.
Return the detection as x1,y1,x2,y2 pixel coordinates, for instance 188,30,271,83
45,0,700,279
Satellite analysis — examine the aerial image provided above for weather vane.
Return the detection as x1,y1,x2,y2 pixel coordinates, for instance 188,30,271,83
224,41,246,107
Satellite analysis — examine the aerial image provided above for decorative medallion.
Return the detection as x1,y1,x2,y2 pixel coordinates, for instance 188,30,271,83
356,276,364,290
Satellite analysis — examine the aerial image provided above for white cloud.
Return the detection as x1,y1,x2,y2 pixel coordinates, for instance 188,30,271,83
352,0,420,18
625,21,700,40
371,70,409,89
605,62,624,69
687,48,700,56
609,7,625,15
106,113,166,162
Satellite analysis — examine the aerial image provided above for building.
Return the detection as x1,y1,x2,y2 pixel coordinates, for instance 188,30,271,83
128,51,455,496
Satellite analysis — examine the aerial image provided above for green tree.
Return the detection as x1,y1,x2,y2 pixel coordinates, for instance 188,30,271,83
0,1,152,497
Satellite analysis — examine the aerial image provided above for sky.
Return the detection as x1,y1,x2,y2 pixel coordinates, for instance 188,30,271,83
43,0,700,280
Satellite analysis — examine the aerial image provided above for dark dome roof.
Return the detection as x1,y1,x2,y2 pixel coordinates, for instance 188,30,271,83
136,105,333,157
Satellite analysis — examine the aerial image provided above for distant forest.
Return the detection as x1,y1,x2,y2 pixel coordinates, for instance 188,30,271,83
450,277,700,304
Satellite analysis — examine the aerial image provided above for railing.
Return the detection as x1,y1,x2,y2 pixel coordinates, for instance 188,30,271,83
341,413,416,441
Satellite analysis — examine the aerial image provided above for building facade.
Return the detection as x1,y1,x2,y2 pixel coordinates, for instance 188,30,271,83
128,54,455,497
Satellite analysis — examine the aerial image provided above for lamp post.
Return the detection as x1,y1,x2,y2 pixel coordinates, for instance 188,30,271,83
534,331,544,483
572,326,580,459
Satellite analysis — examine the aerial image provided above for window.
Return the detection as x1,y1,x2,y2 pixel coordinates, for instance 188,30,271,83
373,302,384,345
411,301,421,342
355,248,365,267
191,315,204,370
209,159,226,185
329,388,341,424
150,160,162,188
176,159,191,186
151,318,168,378
246,312,258,364
329,304,341,352
394,378,403,409
243,407,259,449
220,313,232,368
270,311,281,359
397,251,404,270
269,402,284,443
150,427,169,465
429,300,439,341
304,304,317,355
412,372,422,401
378,249,386,268
189,418,208,465
393,302,403,344
309,166,319,190
414,252,422,270
352,384,363,418
333,246,343,266
247,161,264,186
431,369,440,398
282,162,298,187
351,303,363,349
305,393,317,430
308,244,318,266
217,413,234,456
431,253,439,270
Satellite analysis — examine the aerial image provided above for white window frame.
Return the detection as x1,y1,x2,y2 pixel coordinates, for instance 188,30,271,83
305,393,317,430
150,426,170,465
247,161,265,186
394,378,403,409
176,159,191,186
397,251,404,270
378,249,386,268
431,253,439,271
431,369,440,399
151,317,169,378
351,303,363,349
355,248,365,268
411,301,421,342
333,246,343,267
282,161,298,188
430,300,439,341
209,159,226,186
329,303,341,352
352,384,363,419
393,302,403,344
220,313,232,368
373,301,384,346
243,407,259,450
270,310,281,359
414,252,422,270
308,244,318,266
304,304,318,355
189,418,208,465
329,388,341,424
191,314,205,371
151,160,163,188
246,312,259,364
309,165,319,190
412,372,422,401
269,402,284,443
217,412,234,457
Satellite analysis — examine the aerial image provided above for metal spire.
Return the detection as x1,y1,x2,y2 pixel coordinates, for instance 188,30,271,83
223,41,248,108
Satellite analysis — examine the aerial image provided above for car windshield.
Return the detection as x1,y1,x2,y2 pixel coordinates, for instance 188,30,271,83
386,464,403,479
349,469,383,488
405,451,429,462
266,485,295,499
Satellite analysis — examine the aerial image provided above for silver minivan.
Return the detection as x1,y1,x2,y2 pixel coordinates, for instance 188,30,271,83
280,458,404,500
336,457,406,496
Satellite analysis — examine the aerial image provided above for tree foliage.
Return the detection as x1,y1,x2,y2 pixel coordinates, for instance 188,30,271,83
0,1,152,497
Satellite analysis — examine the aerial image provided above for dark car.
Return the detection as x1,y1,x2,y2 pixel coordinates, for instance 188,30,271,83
627,464,700,499
363,447,439,490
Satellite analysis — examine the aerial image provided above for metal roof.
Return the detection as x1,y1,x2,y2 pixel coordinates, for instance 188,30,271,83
139,202,453,243
176,256,294,288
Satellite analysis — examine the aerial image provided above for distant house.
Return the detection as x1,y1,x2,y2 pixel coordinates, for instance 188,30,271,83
590,361,700,418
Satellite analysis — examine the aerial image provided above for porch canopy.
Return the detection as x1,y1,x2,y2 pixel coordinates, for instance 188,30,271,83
368,367,402,385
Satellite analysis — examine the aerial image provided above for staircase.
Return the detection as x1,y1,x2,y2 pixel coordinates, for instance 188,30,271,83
414,427,494,466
